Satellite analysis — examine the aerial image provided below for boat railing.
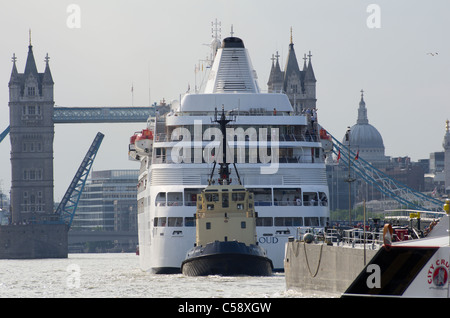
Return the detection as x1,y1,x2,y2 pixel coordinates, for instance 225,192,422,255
158,133,320,144
294,227,383,249
326,228,384,248
151,154,320,164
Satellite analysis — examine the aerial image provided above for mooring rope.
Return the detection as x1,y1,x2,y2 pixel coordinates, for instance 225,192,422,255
303,241,324,278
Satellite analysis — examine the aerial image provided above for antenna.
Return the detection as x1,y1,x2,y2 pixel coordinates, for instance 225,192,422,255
211,19,221,40
209,106,240,186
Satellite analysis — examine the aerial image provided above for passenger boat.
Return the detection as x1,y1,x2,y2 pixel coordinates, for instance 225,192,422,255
130,29,330,273
181,107,273,276
343,201,450,298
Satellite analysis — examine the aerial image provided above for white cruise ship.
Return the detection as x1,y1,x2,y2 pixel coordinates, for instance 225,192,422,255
129,33,330,273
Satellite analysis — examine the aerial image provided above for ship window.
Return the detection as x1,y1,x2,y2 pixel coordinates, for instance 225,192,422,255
184,217,196,227
303,192,318,206
184,188,203,206
241,221,246,229
274,188,302,206
222,193,229,208
207,204,214,210
155,192,166,206
275,217,303,226
304,217,319,226
167,192,182,206
232,192,245,201
168,217,183,227
256,217,273,227
320,217,329,227
248,188,272,206
154,217,167,227
205,192,219,202
318,192,328,206
206,222,211,230
237,203,243,210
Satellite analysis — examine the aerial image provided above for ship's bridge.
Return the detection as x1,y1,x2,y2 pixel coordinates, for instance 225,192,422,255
178,93,293,113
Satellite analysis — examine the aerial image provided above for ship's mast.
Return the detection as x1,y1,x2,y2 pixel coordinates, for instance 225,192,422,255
209,106,242,186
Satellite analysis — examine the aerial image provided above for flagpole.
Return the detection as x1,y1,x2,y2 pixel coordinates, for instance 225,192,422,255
131,83,134,107
345,127,356,225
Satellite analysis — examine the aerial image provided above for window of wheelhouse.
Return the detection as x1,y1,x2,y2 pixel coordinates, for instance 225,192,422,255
205,190,219,210
222,189,229,208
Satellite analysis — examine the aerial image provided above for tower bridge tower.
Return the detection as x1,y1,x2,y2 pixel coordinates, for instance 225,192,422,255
8,40,55,223
267,28,316,113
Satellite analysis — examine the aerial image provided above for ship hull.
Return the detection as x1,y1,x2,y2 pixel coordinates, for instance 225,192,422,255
182,241,273,276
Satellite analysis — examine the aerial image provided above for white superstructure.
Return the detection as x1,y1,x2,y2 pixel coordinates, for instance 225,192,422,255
130,34,330,273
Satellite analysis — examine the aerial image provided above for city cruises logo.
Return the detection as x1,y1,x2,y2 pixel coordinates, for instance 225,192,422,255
426,258,449,288
170,120,280,174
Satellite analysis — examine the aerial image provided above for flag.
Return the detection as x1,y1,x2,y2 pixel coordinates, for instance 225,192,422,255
432,187,437,197
337,149,341,162
354,150,359,160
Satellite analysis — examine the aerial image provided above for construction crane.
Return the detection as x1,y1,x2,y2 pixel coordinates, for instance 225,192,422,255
55,132,104,227
327,131,443,213
0,126,10,144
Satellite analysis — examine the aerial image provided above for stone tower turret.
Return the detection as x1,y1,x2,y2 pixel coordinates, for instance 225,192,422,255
267,28,317,114
8,40,55,223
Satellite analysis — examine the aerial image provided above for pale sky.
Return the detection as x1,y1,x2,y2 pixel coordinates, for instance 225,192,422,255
1,0,450,200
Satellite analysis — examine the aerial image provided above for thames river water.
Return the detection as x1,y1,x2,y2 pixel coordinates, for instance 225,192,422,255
0,253,337,298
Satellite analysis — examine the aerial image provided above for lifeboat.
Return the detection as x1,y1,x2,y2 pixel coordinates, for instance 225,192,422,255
135,129,153,156
128,134,140,161
319,128,333,153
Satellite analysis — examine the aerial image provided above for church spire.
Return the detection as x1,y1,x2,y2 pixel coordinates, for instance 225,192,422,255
357,89,369,125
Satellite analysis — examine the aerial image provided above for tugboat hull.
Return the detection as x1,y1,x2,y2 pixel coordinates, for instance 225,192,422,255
182,241,273,276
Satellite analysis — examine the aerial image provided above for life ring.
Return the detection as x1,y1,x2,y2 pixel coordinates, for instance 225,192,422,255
383,223,393,250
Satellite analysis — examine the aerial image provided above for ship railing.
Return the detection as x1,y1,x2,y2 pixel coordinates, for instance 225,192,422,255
161,133,320,143
154,133,168,142
326,228,383,248
151,154,319,164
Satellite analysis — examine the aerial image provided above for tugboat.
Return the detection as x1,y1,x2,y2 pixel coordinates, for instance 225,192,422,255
181,107,273,276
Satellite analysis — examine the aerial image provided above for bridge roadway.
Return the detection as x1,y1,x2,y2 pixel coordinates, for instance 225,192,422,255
53,106,154,123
